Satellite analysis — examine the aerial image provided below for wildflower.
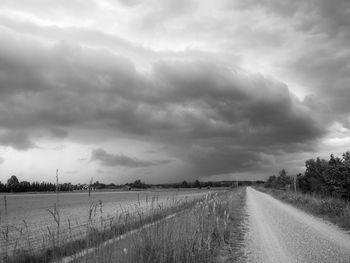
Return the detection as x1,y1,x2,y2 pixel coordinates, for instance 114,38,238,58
123,248,128,255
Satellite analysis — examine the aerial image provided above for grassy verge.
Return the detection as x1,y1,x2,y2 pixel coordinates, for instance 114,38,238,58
2,194,208,263
71,188,247,263
256,187,350,231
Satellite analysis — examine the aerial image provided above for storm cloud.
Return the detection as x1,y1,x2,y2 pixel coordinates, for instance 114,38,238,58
91,149,171,168
0,131,36,151
0,0,349,183
0,38,327,175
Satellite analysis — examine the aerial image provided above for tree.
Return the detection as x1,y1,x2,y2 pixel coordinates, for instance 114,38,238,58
181,180,189,188
132,180,146,189
329,154,342,166
264,175,276,188
279,169,287,177
0,181,6,192
194,180,201,188
264,169,292,189
343,151,350,163
19,181,30,192
294,152,350,199
303,158,328,195
7,175,19,192
277,169,292,187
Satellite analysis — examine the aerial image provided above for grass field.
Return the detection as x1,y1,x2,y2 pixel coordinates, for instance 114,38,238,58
2,188,247,263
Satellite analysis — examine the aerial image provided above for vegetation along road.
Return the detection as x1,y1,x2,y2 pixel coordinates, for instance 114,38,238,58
244,187,350,263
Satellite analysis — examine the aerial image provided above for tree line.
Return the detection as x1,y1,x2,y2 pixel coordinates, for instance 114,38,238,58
265,151,350,200
0,175,74,192
0,175,264,193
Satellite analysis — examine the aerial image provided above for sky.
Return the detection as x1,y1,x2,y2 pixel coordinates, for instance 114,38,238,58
0,0,350,184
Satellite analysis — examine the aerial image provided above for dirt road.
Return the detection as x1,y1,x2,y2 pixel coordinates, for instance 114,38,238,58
245,187,350,263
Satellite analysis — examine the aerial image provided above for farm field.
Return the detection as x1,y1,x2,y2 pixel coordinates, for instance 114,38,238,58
0,188,214,260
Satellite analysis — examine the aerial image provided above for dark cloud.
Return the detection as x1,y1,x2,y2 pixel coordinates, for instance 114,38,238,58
0,131,36,150
91,148,172,168
278,0,350,127
287,47,350,91
232,0,350,133
1,0,346,179
0,28,329,175
49,128,68,138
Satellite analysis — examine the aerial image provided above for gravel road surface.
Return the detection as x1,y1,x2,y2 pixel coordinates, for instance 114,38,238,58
245,187,350,263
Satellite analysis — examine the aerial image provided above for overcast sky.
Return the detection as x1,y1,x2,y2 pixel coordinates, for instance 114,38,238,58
0,0,350,184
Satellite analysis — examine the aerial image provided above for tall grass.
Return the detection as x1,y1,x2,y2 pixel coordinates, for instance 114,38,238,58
72,188,247,263
1,189,219,263
258,188,350,230
1,194,9,262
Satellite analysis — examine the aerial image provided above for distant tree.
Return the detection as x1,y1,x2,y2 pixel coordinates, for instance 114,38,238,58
277,169,292,187
255,180,265,185
342,151,350,163
264,169,292,190
279,169,286,177
194,179,201,188
303,158,328,194
19,181,31,192
329,154,342,166
181,180,189,188
264,175,276,188
7,175,19,192
132,180,146,189
0,181,6,192
287,152,350,199
296,173,310,193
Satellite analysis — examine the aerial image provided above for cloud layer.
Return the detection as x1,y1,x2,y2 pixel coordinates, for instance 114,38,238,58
0,37,327,176
0,0,349,182
91,148,171,168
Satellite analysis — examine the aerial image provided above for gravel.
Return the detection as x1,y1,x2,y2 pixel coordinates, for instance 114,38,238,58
244,187,350,263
